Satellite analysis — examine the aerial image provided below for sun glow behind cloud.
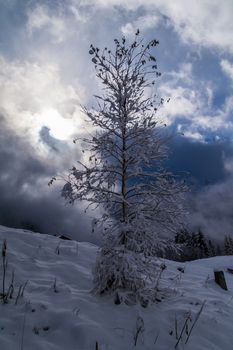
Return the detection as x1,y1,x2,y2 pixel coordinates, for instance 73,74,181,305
0,55,86,153
35,108,75,140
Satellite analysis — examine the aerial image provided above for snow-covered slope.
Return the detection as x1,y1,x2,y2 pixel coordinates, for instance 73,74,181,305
0,225,233,350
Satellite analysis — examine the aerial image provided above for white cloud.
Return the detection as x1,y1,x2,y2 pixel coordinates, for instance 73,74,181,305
69,4,89,22
180,130,204,142
189,170,233,240
223,154,233,175
121,14,161,37
221,59,233,82
159,85,197,121
158,0,233,53
81,0,233,53
27,5,68,43
0,56,83,148
5,1,233,144
158,62,233,140
165,63,193,83
159,63,199,123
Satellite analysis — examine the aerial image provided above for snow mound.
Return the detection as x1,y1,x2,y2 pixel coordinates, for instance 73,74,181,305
0,225,233,349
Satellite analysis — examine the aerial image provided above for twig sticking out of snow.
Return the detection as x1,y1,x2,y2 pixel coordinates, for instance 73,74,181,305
154,331,159,344
52,277,58,293
1,239,7,302
174,300,206,348
185,300,206,345
55,242,61,255
174,311,192,348
20,301,30,350
15,281,28,305
1,240,28,305
133,314,145,347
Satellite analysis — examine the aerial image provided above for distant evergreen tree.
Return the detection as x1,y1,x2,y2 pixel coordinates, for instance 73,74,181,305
216,244,222,257
207,239,216,257
189,230,209,259
228,237,233,254
175,229,191,244
224,236,229,255
198,230,209,257
172,229,220,261
174,228,194,261
224,235,233,255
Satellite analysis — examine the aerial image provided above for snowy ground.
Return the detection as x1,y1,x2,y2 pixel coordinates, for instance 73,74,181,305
0,225,233,350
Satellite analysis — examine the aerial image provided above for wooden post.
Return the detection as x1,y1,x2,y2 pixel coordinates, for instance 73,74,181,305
214,270,228,290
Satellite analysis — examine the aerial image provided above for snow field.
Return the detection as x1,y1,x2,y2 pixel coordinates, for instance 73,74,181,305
0,225,233,349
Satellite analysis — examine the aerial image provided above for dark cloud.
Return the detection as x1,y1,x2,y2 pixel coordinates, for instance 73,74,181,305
1,116,233,244
167,136,233,241
189,177,233,242
39,126,68,152
0,118,97,243
168,136,233,187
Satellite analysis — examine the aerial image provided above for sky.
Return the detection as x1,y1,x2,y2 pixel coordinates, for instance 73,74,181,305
0,0,233,242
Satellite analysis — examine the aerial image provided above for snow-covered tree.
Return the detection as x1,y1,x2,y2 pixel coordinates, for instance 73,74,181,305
60,31,187,302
